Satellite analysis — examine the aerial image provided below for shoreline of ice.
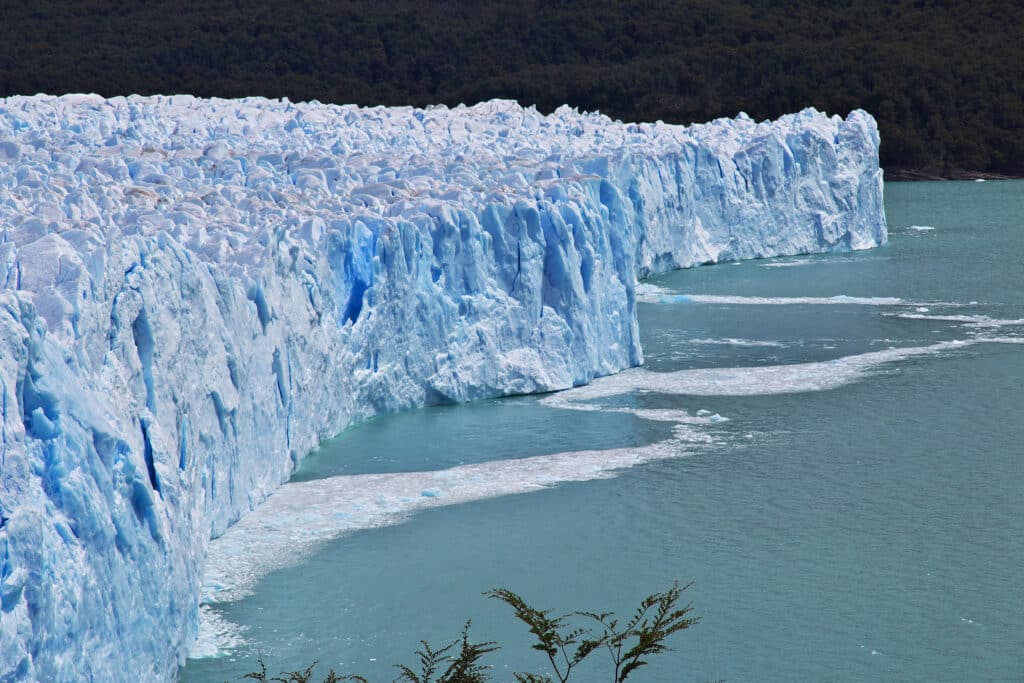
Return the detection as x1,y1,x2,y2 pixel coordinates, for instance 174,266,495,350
0,95,884,681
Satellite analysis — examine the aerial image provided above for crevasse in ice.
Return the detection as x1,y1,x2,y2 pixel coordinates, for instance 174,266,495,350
0,94,884,681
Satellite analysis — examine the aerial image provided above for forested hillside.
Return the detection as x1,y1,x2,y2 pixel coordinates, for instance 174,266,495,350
2,0,1020,177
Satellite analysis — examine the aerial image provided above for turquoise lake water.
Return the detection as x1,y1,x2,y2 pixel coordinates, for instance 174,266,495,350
182,180,1024,682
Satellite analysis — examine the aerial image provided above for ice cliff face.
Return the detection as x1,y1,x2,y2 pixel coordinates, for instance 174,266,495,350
0,94,885,681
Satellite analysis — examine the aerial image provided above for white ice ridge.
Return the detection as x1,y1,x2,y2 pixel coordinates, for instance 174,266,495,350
883,312,1024,329
0,94,885,681
688,337,786,348
637,291,906,306
633,283,957,307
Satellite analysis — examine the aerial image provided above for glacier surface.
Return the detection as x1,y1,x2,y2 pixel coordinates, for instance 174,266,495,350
0,94,884,681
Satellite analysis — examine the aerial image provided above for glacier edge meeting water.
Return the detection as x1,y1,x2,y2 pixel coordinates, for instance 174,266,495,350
0,95,884,681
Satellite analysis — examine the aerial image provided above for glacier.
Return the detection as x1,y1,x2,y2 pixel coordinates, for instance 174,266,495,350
0,94,885,681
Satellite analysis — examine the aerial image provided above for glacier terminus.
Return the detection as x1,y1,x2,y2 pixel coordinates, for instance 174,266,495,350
0,95,885,681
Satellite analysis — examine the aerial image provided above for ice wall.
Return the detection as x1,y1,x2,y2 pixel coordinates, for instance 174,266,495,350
0,95,884,681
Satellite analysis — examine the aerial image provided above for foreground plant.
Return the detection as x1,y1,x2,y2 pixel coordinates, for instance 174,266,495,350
241,582,699,682
487,581,699,682
393,621,498,683
241,653,367,682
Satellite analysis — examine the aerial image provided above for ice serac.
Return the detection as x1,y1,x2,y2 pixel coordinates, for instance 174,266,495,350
0,95,885,680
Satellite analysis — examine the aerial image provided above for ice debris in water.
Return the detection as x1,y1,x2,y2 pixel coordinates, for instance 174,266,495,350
0,94,885,681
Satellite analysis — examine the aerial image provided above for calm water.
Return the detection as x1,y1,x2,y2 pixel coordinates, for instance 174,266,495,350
182,180,1024,682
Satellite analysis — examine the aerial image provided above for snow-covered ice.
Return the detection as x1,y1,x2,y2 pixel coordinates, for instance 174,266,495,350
0,94,885,681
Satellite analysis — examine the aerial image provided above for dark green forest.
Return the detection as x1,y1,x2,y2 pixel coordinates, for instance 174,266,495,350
1,0,1021,177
